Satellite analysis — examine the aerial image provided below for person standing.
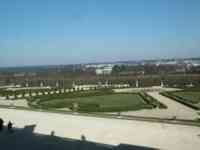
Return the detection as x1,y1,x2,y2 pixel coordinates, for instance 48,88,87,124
0,118,3,132
7,121,13,133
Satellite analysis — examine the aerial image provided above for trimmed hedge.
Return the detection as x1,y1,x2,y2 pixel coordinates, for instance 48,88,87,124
34,89,114,103
139,92,167,109
77,104,153,112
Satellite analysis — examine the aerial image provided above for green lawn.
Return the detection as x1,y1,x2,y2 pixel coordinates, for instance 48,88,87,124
30,92,153,112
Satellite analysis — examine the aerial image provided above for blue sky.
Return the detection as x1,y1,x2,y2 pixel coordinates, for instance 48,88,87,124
0,0,200,67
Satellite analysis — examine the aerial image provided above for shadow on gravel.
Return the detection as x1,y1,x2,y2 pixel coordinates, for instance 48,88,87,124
0,125,159,150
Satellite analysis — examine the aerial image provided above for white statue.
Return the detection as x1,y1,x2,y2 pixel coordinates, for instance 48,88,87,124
56,81,59,87
136,80,139,88
161,81,164,87
26,82,29,87
40,82,44,87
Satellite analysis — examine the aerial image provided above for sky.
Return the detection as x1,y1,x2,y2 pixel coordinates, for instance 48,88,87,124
0,0,200,67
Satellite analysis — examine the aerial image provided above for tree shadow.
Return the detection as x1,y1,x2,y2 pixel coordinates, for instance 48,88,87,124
0,125,159,150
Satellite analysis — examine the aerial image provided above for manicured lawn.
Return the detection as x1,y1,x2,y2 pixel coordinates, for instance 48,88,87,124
31,93,153,112
40,94,145,107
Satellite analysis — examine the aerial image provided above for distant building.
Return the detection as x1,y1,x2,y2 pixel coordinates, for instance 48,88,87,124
191,61,200,67
95,69,103,75
96,67,113,75
13,73,25,77
28,72,37,77
85,64,114,69
73,83,130,91
175,67,186,73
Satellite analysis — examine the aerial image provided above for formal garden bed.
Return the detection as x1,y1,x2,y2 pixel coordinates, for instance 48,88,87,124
160,89,200,110
27,89,166,112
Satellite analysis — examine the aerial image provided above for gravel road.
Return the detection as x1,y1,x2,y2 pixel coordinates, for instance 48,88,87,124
0,108,200,150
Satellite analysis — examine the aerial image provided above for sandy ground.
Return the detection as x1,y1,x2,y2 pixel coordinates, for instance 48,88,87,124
121,92,199,120
0,108,200,150
0,97,28,107
113,87,181,93
6,86,51,91
56,107,71,111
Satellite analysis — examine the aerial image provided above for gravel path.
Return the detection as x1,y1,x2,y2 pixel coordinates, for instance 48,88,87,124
122,92,199,120
148,92,198,118
0,98,28,108
0,108,200,150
